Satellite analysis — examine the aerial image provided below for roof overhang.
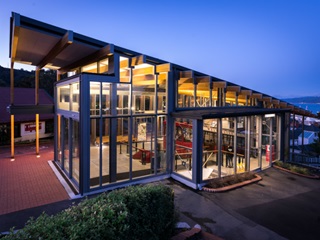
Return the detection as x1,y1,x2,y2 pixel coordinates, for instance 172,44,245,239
9,12,114,72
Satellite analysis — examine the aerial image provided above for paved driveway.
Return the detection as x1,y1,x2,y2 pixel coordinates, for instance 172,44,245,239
199,168,320,240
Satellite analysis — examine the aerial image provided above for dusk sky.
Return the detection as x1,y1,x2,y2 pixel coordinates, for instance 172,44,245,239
1,0,320,98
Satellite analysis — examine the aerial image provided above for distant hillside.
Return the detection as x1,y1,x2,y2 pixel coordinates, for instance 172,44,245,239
282,96,320,104
0,66,56,97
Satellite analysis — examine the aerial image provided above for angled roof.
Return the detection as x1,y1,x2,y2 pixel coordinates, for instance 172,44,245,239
0,87,53,123
9,12,316,118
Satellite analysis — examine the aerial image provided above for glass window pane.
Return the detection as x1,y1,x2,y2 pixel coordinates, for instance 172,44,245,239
174,120,193,179
99,58,109,74
63,118,70,173
72,120,80,183
119,57,130,83
132,64,155,114
57,85,70,110
117,84,130,115
89,118,102,188
102,83,110,116
203,119,217,180
83,62,98,73
90,82,100,116
71,82,80,112
157,73,167,113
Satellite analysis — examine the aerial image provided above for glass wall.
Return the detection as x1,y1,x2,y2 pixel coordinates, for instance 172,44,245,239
72,120,80,182
63,118,70,173
157,73,167,113
202,119,218,180
55,115,80,185
248,116,260,171
57,115,63,165
71,59,169,191
57,85,70,111
173,119,193,179
196,77,210,107
57,79,80,112
261,116,274,168
157,115,167,174
132,63,155,114
236,117,246,172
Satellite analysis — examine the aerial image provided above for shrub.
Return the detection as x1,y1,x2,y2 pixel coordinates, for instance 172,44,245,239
2,184,176,240
274,161,312,176
205,172,256,189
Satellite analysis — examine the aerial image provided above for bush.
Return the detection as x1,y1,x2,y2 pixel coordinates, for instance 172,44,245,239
2,184,176,240
274,161,312,176
205,172,257,189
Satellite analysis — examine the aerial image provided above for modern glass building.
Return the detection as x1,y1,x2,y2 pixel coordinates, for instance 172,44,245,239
8,12,316,195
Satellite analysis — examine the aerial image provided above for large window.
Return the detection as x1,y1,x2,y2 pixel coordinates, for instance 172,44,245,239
57,79,80,112
132,63,156,114
174,120,193,179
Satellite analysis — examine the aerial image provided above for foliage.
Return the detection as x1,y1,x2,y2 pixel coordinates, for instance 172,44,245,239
205,172,257,189
309,140,320,156
274,161,312,176
0,124,10,145
0,66,56,97
2,184,176,240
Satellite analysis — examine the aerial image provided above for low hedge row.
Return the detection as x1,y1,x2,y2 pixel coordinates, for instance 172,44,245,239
2,184,177,240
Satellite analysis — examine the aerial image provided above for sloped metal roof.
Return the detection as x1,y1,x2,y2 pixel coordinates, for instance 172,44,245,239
0,87,53,123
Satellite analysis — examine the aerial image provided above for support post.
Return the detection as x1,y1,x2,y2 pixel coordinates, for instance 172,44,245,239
35,67,40,157
10,63,15,160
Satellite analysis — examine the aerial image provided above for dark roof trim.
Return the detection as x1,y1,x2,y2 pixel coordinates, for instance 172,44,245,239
171,106,290,120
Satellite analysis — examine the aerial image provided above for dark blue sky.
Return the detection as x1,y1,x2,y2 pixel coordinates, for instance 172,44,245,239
1,0,320,98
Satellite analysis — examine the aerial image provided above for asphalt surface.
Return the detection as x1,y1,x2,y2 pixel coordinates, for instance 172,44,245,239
197,168,320,240
1,167,320,239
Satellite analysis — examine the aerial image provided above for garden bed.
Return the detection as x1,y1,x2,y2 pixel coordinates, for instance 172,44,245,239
273,161,320,179
202,172,262,193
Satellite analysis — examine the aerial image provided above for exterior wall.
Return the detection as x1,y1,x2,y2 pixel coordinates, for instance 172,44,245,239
54,55,287,195
55,57,172,194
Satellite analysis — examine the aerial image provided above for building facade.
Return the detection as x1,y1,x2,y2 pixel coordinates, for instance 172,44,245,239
9,12,316,195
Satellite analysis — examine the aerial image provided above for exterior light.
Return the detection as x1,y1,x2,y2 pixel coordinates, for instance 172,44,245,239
265,114,275,118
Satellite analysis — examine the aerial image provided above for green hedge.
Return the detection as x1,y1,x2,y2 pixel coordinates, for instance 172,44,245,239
2,184,176,240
